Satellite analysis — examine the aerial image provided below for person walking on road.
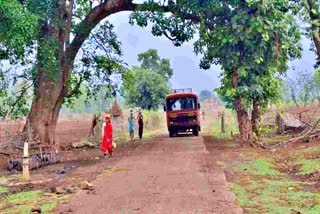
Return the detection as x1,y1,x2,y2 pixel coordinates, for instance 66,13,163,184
128,109,135,142
137,108,144,140
101,115,113,158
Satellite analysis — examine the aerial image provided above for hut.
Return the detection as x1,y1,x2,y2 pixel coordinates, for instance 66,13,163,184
110,100,123,121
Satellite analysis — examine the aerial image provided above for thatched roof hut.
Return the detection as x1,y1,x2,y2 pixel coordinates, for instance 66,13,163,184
110,100,123,117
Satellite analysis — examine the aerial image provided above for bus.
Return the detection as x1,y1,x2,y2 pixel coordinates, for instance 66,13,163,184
164,88,201,137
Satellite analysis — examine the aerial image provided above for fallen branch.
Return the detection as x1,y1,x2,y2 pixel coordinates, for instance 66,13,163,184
0,151,12,156
70,139,96,149
269,118,320,149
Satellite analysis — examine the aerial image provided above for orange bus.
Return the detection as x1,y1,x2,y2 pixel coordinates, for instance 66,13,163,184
164,89,201,137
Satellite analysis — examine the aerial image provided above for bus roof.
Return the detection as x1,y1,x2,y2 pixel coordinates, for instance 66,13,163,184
166,92,198,99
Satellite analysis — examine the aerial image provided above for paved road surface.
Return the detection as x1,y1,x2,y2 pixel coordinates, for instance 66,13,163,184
53,135,242,214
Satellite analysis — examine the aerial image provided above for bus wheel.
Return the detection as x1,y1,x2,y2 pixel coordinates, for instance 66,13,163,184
193,127,199,136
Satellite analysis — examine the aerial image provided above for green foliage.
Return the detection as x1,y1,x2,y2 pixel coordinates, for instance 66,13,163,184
137,49,173,80
286,69,318,107
293,0,320,67
0,0,38,61
121,49,172,110
0,80,32,119
131,0,302,133
210,110,239,140
0,1,125,118
61,84,114,114
67,21,125,105
121,66,170,110
314,68,320,90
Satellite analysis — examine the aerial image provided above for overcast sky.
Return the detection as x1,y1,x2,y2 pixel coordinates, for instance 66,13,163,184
106,12,317,95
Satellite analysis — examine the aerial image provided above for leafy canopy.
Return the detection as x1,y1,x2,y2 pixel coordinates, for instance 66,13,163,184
137,49,173,80
0,0,126,118
121,66,170,110
199,90,213,102
131,0,301,112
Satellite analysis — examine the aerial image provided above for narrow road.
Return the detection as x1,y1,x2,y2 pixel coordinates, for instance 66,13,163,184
54,135,242,214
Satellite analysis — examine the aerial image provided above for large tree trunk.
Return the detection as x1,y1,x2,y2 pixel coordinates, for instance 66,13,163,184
306,0,320,62
232,69,255,147
24,0,72,151
251,98,261,138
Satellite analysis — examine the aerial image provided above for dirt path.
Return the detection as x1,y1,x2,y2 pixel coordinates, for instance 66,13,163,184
53,135,242,214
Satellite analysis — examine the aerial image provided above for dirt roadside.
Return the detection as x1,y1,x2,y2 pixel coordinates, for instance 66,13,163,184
53,135,242,214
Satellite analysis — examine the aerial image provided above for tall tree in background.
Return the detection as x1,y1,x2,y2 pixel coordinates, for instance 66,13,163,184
287,69,318,107
122,49,172,109
122,66,170,110
294,0,320,67
138,49,173,80
199,90,213,102
305,0,320,67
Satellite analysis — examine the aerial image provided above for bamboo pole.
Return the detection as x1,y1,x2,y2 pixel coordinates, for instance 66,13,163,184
22,142,30,182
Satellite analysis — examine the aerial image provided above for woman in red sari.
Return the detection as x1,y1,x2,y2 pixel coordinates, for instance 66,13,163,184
101,115,113,158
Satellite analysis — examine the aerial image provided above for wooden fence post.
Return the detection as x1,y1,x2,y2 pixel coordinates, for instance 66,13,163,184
221,112,226,133
22,142,30,182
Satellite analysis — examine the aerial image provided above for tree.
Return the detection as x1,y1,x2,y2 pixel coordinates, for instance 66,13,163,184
294,0,320,67
0,0,302,149
0,1,38,61
137,49,173,80
133,0,301,145
287,69,318,107
0,0,175,151
121,66,170,110
199,90,212,102
130,0,301,146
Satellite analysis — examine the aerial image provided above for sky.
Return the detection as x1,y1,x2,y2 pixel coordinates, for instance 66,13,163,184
106,11,318,95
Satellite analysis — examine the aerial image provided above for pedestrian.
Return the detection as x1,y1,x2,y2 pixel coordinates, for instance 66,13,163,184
101,115,113,158
128,109,135,141
137,108,144,140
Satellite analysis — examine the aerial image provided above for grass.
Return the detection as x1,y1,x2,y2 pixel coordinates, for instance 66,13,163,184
237,158,280,176
297,159,320,175
260,134,291,146
220,144,320,214
228,170,320,213
281,146,320,175
0,186,8,194
0,190,69,214
210,111,239,140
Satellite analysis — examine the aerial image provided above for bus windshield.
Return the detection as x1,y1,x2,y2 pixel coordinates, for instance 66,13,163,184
166,97,197,111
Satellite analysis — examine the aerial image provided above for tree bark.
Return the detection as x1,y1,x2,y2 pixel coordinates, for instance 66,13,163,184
25,0,70,152
251,98,261,138
306,0,320,62
232,69,255,146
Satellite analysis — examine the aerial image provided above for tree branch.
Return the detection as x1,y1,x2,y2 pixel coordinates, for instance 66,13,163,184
67,0,136,64
66,75,84,97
